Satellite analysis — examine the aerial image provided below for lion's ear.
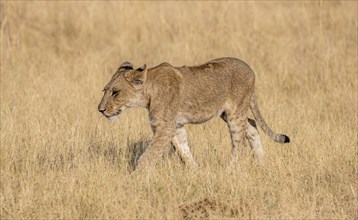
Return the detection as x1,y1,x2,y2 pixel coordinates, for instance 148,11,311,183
118,62,133,71
125,64,147,89
137,64,146,71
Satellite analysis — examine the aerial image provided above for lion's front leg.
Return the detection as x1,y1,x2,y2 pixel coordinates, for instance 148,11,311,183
171,126,197,167
136,121,176,171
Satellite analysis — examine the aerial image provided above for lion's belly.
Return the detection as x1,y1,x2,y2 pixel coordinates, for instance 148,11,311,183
176,108,224,127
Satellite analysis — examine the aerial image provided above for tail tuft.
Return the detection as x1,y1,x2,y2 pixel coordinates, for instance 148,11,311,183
274,134,290,143
282,135,290,143
250,94,290,144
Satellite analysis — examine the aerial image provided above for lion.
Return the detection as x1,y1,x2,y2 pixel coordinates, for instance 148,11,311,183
98,57,289,170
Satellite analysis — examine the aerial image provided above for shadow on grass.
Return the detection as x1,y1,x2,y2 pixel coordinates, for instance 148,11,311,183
125,140,150,172
88,141,125,166
35,139,177,172
87,140,176,172
125,140,176,172
36,149,75,171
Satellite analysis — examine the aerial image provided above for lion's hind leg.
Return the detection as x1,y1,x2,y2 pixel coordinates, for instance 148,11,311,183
246,118,264,164
224,111,248,166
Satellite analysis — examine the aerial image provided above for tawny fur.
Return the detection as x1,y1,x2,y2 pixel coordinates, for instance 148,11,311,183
98,57,289,170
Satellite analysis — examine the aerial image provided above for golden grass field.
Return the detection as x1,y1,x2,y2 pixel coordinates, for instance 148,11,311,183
0,1,357,219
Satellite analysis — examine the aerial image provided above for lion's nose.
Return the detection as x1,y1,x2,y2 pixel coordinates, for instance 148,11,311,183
98,108,106,113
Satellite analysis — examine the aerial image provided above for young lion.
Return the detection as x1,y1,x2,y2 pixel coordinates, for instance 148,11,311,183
98,57,289,170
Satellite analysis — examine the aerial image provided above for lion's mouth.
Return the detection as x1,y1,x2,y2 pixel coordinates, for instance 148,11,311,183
104,110,122,121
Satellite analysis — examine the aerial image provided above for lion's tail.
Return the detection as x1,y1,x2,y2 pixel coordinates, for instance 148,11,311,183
250,94,290,143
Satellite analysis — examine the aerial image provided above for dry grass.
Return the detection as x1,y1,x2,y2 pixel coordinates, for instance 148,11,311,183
0,1,357,219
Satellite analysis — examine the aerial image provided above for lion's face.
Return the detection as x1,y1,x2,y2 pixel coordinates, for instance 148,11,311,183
98,62,147,120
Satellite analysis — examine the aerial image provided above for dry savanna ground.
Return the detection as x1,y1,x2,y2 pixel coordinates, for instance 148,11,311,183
0,2,357,219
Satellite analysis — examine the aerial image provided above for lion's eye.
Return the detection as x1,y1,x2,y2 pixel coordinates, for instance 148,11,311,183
112,90,120,97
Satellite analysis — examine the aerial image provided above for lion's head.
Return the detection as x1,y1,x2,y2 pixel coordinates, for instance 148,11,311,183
98,62,147,120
